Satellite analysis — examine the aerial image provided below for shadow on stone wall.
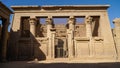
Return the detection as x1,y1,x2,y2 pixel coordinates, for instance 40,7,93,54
92,16,100,37
7,30,46,61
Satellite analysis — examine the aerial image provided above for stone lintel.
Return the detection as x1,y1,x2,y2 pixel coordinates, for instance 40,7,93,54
11,5,110,11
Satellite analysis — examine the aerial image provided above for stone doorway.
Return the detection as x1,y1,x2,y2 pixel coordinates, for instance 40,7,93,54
55,37,68,58
53,17,68,58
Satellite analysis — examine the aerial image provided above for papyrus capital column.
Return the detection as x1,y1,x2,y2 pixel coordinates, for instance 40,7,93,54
67,16,75,59
46,16,54,59
68,16,76,30
29,18,37,37
46,16,53,37
85,16,93,38
85,16,94,56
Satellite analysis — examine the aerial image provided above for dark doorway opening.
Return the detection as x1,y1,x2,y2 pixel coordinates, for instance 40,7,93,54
53,17,68,58
55,38,68,58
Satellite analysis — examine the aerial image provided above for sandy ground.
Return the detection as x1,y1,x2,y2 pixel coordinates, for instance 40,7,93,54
0,61,120,68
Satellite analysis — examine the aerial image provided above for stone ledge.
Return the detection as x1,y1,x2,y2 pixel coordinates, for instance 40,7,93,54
94,37,104,41
75,37,90,41
36,37,48,41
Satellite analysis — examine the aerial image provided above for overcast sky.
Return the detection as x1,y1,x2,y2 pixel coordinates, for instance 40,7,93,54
1,0,120,28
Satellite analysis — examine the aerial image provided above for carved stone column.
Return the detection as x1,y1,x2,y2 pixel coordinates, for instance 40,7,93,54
85,16,94,56
50,28,56,59
46,16,54,59
29,18,37,37
85,16,93,38
67,30,74,59
67,16,75,59
113,18,120,60
46,16,53,37
1,18,9,62
29,18,37,60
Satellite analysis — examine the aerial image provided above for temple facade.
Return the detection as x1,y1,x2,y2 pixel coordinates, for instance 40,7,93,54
8,5,119,62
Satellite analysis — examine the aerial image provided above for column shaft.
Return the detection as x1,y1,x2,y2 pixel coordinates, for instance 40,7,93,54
67,16,75,59
29,18,37,37
47,25,52,37
46,17,54,59
1,19,9,62
85,16,93,38
86,23,92,37
67,30,74,58
51,30,56,59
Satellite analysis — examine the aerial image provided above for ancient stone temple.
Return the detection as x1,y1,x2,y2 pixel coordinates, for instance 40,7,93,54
8,5,118,62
